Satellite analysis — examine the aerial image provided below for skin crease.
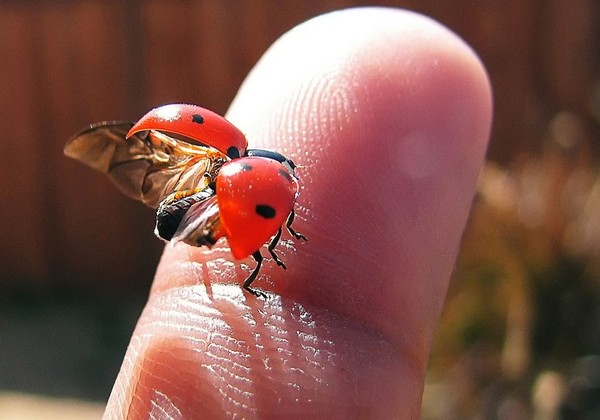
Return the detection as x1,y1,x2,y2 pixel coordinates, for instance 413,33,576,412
104,8,492,420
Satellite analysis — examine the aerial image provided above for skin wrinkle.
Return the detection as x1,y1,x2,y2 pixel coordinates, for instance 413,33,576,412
150,390,183,419
132,343,216,418
126,286,409,417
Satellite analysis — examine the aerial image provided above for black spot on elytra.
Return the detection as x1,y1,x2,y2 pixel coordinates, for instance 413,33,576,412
192,114,204,124
239,163,253,171
256,204,276,219
227,146,240,159
278,168,293,182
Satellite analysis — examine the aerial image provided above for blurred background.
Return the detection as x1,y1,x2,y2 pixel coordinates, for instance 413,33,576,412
0,0,598,418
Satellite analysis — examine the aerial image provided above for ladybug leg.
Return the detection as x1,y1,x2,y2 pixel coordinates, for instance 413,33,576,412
243,251,267,298
286,210,307,241
267,227,287,270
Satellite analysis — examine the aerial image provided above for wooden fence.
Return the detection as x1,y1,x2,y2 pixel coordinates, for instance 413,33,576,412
0,0,597,294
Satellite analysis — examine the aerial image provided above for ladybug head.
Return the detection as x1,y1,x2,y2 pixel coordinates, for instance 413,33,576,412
245,149,298,179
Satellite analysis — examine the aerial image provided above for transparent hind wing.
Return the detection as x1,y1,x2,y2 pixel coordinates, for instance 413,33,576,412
65,121,226,208
171,195,223,247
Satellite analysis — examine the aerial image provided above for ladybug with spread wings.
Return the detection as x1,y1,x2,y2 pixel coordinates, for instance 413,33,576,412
64,104,306,297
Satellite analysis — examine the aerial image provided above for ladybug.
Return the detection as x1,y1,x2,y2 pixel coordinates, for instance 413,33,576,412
64,104,306,297
168,152,306,297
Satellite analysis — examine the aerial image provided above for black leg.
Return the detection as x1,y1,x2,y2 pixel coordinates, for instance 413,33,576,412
243,251,267,298
267,227,286,270
286,210,307,241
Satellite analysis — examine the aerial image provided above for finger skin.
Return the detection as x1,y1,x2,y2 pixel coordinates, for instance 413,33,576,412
105,8,492,419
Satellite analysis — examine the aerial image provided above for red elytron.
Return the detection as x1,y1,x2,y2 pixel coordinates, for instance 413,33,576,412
127,103,248,159
65,104,306,297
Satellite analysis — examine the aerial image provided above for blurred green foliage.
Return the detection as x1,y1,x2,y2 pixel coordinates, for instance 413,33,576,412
424,112,600,418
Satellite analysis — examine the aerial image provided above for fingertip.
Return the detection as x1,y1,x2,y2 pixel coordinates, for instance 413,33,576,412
225,7,492,349
107,9,493,418
148,6,493,355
